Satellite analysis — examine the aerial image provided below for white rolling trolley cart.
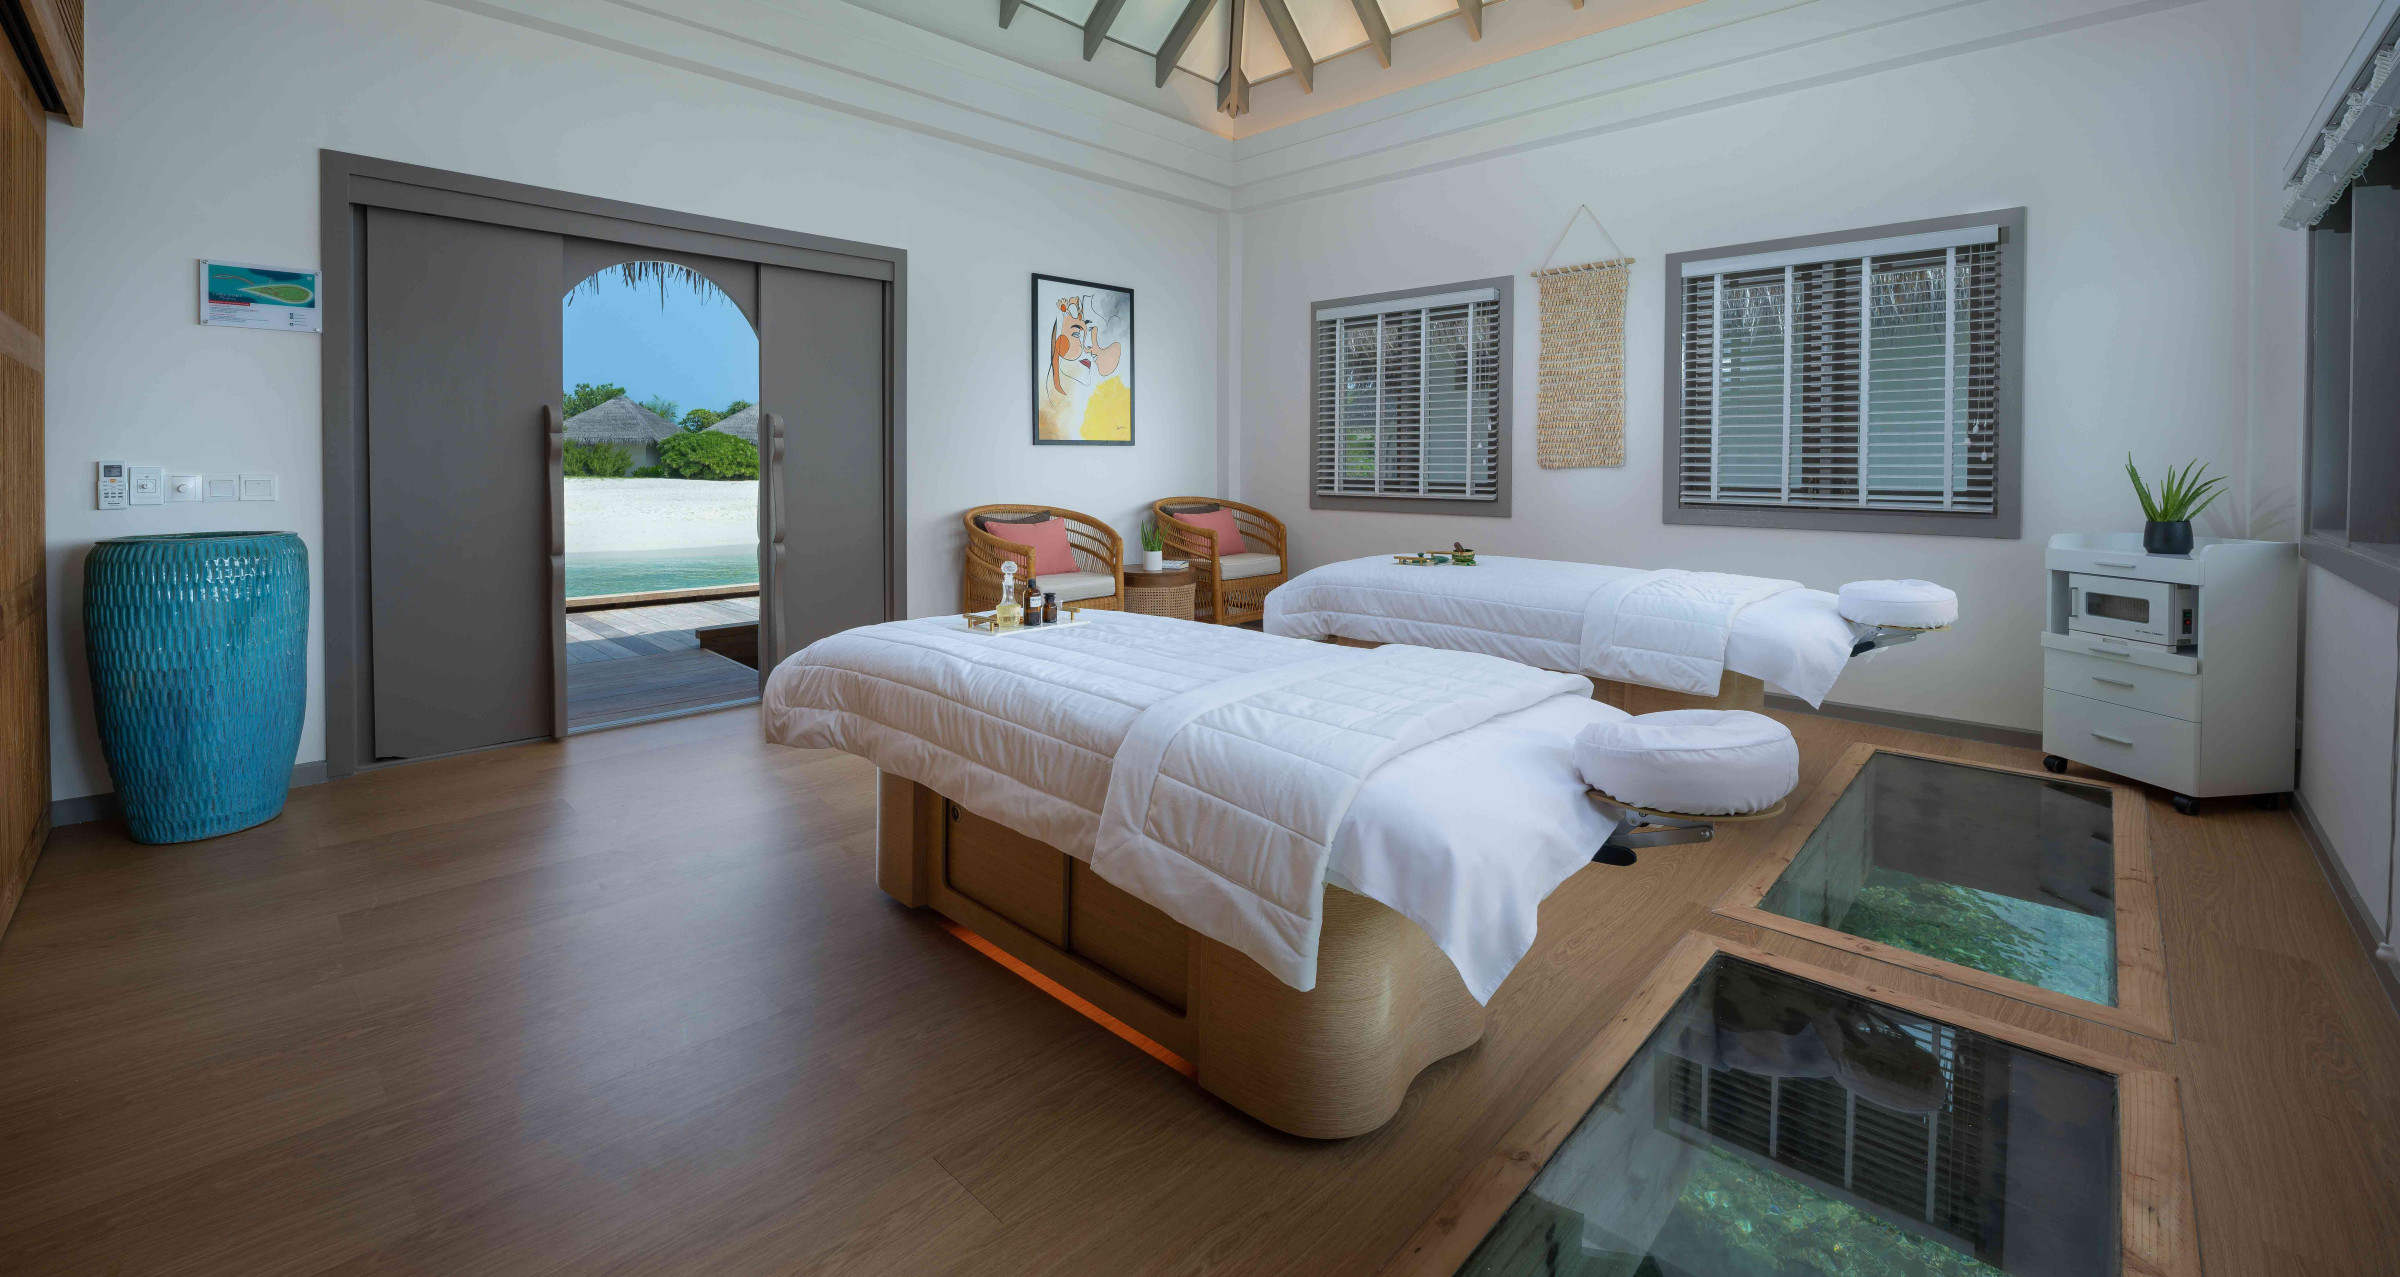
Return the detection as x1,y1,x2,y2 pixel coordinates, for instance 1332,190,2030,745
2040,533,2298,814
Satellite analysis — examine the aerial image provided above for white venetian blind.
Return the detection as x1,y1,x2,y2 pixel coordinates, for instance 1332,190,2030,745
1678,226,2003,515
1314,287,1502,501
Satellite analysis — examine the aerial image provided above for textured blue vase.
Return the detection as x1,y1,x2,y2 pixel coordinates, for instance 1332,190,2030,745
84,532,310,844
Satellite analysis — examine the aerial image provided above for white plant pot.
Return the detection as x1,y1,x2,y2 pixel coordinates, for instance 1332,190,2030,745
1142,549,1164,572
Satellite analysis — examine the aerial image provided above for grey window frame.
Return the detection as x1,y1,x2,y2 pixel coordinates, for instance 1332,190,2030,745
1308,275,1514,518
1662,209,2025,539
2301,154,2400,604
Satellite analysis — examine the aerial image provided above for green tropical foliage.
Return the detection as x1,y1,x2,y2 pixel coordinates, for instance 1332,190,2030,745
563,382,627,418
2125,455,2226,523
657,430,758,480
679,399,755,432
563,440,632,478
639,394,681,424
628,464,665,478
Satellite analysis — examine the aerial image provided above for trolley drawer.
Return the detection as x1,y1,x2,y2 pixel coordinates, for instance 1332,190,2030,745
2043,688,2200,795
2043,648,2198,722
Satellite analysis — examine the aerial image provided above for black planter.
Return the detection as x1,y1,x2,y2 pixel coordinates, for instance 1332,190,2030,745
2142,520,2194,555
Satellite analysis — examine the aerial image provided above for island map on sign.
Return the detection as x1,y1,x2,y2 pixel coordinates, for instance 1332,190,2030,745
208,265,315,308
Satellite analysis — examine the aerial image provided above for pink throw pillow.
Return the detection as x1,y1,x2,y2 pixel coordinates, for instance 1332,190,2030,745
995,516,1080,578
1174,507,1248,557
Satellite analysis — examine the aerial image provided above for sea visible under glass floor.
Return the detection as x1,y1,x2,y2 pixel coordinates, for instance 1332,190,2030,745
1458,954,2122,1277
1731,749,2136,1016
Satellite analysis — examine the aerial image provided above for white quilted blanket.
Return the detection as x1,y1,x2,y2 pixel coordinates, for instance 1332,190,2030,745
1266,555,1851,704
1578,569,1801,696
763,611,1587,993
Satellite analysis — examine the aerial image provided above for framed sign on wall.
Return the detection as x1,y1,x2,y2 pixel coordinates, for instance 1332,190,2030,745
199,260,322,332
1032,273,1133,445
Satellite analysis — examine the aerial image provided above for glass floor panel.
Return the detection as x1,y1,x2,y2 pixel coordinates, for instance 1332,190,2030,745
1459,956,2120,1277
1755,753,2117,1005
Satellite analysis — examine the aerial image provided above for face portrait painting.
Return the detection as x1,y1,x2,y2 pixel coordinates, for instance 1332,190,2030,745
1033,277,1133,443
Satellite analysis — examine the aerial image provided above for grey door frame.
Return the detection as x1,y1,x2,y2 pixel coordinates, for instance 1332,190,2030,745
320,150,909,780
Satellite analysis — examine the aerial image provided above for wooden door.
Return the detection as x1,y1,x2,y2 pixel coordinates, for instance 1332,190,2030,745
363,207,564,760
0,14,60,937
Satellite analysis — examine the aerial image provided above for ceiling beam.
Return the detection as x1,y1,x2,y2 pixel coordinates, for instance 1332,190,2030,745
1083,0,1129,60
1458,0,1484,41
1156,0,1218,87
1217,0,1251,118
1255,0,1313,92
999,0,1022,28
1348,0,1392,67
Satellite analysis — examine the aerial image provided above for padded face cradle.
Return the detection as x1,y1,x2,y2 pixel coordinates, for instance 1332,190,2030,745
1837,579,1959,629
1573,709,1799,816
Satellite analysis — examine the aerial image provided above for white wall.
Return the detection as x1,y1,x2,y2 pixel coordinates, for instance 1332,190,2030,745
1236,0,2272,731
2302,566,2397,933
43,0,1224,802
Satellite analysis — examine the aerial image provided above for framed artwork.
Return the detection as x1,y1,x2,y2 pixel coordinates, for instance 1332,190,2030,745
1032,273,1134,445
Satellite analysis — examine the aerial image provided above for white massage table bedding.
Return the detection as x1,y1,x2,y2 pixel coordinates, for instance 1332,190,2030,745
763,611,1616,1002
1264,555,1863,707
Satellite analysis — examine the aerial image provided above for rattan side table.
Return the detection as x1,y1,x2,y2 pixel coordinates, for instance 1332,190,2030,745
1122,564,1197,620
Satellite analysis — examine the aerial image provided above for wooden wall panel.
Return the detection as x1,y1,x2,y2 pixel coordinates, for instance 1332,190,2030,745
1,31,48,939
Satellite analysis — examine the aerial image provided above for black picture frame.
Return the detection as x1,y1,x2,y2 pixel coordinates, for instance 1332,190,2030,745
1031,272,1135,446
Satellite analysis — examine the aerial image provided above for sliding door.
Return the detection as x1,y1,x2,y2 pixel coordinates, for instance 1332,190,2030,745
759,265,893,665
364,207,563,759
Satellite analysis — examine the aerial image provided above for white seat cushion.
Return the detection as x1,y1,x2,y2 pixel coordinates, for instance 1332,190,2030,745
1838,579,1958,629
1573,709,1798,816
1033,570,1116,603
1216,551,1283,581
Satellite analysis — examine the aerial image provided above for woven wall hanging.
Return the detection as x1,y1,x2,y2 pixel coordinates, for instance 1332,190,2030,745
1533,206,1633,469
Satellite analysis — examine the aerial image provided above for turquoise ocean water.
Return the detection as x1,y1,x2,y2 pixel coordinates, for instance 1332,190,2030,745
565,546,758,598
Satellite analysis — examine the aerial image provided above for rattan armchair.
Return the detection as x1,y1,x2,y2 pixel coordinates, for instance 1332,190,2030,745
1151,497,1288,627
960,505,1124,614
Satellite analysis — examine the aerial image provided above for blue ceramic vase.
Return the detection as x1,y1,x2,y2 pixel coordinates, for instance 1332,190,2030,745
84,532,309,844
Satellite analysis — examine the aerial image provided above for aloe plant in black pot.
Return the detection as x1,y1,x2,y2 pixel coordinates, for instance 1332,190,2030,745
2125,455,2226,555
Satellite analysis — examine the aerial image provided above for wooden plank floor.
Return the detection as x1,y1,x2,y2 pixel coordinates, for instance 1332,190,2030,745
0,708,2394,1274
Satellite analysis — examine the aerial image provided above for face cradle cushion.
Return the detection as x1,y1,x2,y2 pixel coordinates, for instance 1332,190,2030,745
1573,709,1799,816
1837,579,1959,629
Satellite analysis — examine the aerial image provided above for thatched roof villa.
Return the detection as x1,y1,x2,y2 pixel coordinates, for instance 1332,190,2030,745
705,403,760,446
564,397,680,468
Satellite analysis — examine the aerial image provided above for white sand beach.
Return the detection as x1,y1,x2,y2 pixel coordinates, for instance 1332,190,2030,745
565,477,757,554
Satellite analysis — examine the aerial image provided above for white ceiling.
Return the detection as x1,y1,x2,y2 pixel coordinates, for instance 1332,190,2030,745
843,0,1708,135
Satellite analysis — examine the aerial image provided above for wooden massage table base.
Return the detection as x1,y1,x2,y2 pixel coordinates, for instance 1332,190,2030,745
876,773,1487,1139
1324,635,1766,713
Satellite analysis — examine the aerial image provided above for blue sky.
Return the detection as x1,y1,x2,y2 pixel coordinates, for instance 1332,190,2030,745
563,268,759,419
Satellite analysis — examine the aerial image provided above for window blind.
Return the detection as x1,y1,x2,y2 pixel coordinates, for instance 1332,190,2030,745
1678,234,2002,515
1313,288,1502,501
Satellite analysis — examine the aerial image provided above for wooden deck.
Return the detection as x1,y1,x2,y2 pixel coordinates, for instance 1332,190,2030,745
565,597,758,665
0,708,2393,1273
565,599,760,732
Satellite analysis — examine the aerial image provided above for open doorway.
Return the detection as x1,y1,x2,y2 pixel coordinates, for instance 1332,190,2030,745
561,260,762,732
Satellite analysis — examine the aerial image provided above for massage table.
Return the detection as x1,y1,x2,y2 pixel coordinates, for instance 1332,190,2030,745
1264,555,1948,711
765,610,1672,1138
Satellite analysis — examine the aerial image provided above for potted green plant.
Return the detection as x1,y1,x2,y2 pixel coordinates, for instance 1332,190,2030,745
1139,520,1165,573
2125,455,2225,556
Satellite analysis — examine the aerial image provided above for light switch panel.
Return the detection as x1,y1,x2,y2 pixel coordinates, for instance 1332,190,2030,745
238,473,279,502
96,462,129,509
205,476,240,502
169,473,205,502
128,466,166,506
